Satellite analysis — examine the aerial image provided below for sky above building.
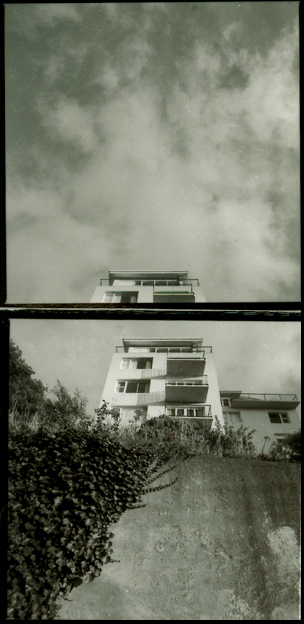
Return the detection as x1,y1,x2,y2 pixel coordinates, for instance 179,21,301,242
9,319,301,418
6,2,300,303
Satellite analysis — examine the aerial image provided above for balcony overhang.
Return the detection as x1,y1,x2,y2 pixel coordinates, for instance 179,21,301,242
165,384,208,403
153,293,195,303
231,398,300,410
109,270,188,284
167,357,206,376
122,338,204,352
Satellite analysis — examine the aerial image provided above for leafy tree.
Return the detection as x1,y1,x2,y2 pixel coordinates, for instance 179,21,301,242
9,340,47,420
43,380,91,431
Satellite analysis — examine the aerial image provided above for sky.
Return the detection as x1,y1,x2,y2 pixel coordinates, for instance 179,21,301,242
9,318,301,417
5,2,300,303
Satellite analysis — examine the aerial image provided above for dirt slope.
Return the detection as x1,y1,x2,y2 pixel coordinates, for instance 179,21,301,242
56,456,301,620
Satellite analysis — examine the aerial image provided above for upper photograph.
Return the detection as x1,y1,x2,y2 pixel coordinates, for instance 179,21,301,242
5,2,300,305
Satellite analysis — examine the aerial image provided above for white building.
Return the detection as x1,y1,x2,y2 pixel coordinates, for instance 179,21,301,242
220,391,301,452
91,271,206,303
100,338,301,451
101,338,223,427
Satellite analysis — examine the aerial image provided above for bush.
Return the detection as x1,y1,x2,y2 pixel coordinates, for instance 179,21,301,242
262,429,301,463
7,426,171,620
130,415,257,458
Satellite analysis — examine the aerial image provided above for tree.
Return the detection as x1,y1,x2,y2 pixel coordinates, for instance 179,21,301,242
9,340,47,420
43,381,91,431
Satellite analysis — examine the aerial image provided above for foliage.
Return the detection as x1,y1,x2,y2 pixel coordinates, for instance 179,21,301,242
42,381,91,432
9,340,47,421
7,426,174,620
122,414,257,459
261,429,301,463
9,340,92,433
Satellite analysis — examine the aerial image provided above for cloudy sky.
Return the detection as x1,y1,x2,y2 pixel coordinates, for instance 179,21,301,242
6,2,300,303
9,318,301,417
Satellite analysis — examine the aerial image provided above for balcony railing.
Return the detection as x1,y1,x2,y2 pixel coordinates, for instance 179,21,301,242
153,284,193,294
100,278,200,287
137,391,166,405
166,376,208,386
140,367,166,378
236,393,298,402
165,405,212,419
116,346,212,353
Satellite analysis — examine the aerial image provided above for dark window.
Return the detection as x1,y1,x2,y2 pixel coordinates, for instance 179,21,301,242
125,381,150,393
136,359,153,369
121,293,138,303
268,412,289,424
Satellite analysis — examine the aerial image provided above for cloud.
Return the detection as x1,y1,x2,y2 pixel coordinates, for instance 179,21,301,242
38,97,98,153
5,4,300,302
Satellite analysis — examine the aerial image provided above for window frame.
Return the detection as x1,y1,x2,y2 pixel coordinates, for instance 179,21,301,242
268,412,290,424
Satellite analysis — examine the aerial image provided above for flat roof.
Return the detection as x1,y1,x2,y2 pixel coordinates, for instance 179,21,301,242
122,338,203,348
109,270,189,280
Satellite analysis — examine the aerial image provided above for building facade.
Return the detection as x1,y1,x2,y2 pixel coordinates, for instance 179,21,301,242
220,391,301,451
91,271,206,303
100,338,301,451
101,338,223,428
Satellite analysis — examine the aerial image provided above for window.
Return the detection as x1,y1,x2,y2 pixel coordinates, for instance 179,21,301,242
120,358,153,370
268,412,290,424
117,382,126,393
228,412,241,424
221,398,231,407
116,381,150,393
102,292,138,303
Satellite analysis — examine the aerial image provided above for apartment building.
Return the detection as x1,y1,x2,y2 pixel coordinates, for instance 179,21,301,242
220,391,301,451
91,271,206,303
101,338,223,427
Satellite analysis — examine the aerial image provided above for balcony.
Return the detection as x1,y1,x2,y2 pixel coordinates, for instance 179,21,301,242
114,391,165,406
100,278,200,287
165,378,208,403
166,404,212,424
167,356,206,377
116,346,212,354
229,393,300,410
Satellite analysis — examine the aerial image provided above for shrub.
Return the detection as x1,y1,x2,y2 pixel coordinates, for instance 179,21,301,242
7,426,172,620
126,415,257,459
263,429,301,462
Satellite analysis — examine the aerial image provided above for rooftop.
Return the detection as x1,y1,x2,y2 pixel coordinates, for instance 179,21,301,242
108,270,189,281
122,338,204,349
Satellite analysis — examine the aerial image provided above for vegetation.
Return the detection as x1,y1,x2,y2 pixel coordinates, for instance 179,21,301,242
7,340,300,619
260,429,301,463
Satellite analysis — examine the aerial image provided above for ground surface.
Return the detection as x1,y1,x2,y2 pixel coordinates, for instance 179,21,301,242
56,456,301,620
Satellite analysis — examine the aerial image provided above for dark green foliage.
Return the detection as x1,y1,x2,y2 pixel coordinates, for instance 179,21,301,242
9,340,47,420
262,429,301,463
7,427,166,620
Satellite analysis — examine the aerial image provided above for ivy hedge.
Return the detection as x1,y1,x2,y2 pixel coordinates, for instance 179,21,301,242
7,426,175,620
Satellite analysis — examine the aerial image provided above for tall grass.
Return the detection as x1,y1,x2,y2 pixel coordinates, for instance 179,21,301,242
98,412,258,460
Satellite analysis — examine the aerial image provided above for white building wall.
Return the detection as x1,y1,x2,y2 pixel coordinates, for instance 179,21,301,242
91,285,154,303
223,407,301,452
101,348,224,428
91,284,206,303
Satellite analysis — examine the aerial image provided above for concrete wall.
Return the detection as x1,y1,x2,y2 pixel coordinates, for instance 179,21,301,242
223,408,301,452
57,456,301,620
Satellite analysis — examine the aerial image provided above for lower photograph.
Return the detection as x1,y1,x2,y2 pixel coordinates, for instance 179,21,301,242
7,318,301,621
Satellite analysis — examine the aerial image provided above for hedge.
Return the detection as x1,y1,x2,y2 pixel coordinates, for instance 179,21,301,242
7,426,173,620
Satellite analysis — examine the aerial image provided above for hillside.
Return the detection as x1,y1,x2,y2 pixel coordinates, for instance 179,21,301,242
56,455,300,620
